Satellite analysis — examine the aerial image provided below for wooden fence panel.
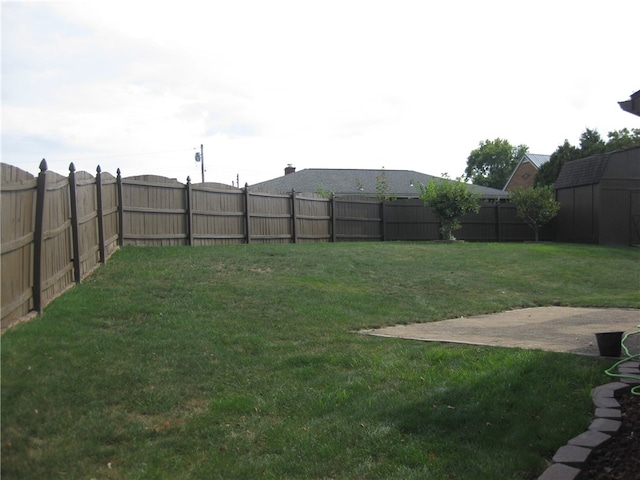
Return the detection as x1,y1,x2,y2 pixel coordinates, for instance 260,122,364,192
74,170,101,278
99,171,120,257
190,183,245,245
121,175,188,246
1,164,37,324
334,197,382,241
457,202,500,241
294,193,332,243
490,203,526,241
384,199,440,241
247,191,293,243
40,170,74,307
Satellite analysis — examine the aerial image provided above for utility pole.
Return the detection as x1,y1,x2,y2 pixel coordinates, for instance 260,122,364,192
195,144,205,183
200,144,205,183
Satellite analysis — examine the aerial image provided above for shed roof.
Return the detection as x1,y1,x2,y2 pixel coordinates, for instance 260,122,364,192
555,154,610,189
251,168,508,199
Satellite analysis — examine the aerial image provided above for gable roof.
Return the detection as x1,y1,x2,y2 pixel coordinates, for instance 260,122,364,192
251,168,508,199
503,153,550,190
555,153,610,189
523,153,551,169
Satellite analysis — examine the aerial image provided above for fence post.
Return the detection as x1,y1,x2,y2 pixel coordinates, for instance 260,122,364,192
331,195,337,242
68,163,82,283
244,183,251,244
96,165,106,263
381,201,387,242
291,189,298,243
32,159,48,313
495,202,502,242
117,168,124,247
186,176,194,246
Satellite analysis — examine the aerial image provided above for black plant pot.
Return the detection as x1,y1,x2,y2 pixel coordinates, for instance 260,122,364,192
595,331,624,357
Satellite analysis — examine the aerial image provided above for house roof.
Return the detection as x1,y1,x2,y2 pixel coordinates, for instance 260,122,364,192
523,153,552,169
618,89,640,117
555,154,610,189
250,168,508,199
503,153,550,190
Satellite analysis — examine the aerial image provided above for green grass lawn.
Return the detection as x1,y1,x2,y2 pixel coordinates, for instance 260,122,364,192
2,242,639,479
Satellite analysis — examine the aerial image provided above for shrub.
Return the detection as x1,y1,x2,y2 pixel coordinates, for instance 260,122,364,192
417,175,480,240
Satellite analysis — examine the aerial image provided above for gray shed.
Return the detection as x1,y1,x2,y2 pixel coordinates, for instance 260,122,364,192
555,146,640,245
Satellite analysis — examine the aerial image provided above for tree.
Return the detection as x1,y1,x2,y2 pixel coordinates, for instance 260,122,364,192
465,138,528,190
579,128,606,157
509,186,560,242
606,128,640,152
375,169,396,201
315,183,333,199
416,175,480,240
535,139,581,187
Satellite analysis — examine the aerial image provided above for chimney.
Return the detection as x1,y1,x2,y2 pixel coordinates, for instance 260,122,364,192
285,164,296,175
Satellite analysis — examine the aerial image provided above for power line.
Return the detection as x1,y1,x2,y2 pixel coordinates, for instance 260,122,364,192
66,147,195,162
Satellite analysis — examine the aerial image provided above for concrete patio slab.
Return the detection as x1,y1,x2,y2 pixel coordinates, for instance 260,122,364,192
361,307,640,356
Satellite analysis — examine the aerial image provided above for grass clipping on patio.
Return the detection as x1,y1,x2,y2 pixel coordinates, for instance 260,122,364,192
2,242,639,480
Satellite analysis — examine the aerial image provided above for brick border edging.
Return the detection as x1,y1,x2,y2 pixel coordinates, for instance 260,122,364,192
537,360,640,480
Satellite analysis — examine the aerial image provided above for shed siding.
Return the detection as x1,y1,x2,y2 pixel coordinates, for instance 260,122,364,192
557,184,599,244
600,187,632,245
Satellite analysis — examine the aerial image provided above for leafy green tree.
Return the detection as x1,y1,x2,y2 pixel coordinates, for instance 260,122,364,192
535,139,581,187
465,138,528,190
375,169,396,201
606,128,640,151
578,128,606,157
416,175,480,240
315,183,333,199
509,186,560,242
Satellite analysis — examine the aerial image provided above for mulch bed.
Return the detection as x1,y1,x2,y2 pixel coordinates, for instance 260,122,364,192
576,393,640,480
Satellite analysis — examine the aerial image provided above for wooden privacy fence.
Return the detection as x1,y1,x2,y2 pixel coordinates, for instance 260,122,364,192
1,161,119,327
120,176,333,245
336,197,553,242
2,162,551,327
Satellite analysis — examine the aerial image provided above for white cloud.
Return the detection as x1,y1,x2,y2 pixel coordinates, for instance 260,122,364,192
2,0,639,185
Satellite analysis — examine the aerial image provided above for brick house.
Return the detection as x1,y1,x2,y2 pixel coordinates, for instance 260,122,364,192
503,153,551,192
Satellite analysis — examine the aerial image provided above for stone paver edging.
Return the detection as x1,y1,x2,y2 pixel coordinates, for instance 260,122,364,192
536,360,640,480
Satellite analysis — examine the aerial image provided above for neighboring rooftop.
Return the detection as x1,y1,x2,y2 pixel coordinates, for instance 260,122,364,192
251,167,508,199
503,153,551,191
523,153,551,169
618,89,640,117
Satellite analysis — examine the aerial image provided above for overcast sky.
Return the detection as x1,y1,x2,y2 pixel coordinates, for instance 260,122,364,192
2,1,639,186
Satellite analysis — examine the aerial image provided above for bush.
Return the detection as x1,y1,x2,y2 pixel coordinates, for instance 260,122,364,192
509,186,560,241
417,175,480,240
